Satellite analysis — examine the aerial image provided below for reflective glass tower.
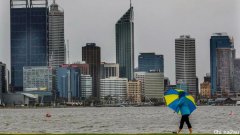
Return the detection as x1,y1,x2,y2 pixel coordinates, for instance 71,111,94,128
10,0,49,91
116,3,134,80
210,33,234,97
138,53,164,73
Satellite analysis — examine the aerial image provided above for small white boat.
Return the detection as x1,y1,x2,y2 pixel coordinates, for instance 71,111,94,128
236,101,240,106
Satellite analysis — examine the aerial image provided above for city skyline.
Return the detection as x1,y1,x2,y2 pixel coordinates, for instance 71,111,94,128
1,0,240,84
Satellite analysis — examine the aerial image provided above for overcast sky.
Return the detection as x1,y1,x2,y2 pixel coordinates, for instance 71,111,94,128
1,0,240,84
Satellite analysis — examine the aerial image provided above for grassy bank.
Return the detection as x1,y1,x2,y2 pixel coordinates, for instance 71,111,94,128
0,133,217,135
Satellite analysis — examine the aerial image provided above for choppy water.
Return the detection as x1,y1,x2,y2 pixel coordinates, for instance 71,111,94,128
0,106,240,134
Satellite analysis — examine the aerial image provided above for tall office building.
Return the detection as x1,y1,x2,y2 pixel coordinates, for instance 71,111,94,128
210,33,235,97
216,48,235,97
116,3,134,80
82,43,101,98
138,53,164,73
175,35,197,98
0,62,7,102
49,0,65,68
10,0,49,91
234,59,240,93
100,62,119,79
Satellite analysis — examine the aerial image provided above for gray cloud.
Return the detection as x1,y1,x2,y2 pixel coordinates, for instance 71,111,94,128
1,0,240,84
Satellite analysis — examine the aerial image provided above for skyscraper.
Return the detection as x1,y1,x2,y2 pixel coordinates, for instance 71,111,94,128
116,3,134,80
216,48,235,97
49,0,65,68
210,33,235,97
175,35,197,98
82,43,101,98
10,0,48,91
138,53,164,73
0,62,7,102
234,59,240,94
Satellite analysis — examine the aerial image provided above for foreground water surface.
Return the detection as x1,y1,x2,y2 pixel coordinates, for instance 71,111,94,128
0,106,239,134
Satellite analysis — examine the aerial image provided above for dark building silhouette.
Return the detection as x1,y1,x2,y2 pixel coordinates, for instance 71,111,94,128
10,0,49,91
82,43,101,98
0,62,7,101
204,74,211,83
164,77,170,91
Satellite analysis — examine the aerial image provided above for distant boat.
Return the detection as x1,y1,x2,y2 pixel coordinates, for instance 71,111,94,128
236,101,240,106
46,113,51,117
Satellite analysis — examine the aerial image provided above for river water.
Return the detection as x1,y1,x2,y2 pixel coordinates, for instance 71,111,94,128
0,106,239,134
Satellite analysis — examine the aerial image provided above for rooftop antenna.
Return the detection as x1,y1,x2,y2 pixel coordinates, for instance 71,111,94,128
53,0,56,4
130,0,132,7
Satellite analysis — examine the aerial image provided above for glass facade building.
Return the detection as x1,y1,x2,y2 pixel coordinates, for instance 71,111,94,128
138,53,164,73
10,0,49,91
210,33,234,96
56,66,80,101
116,6,134,80
80,75,92,99
23,66,52,92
